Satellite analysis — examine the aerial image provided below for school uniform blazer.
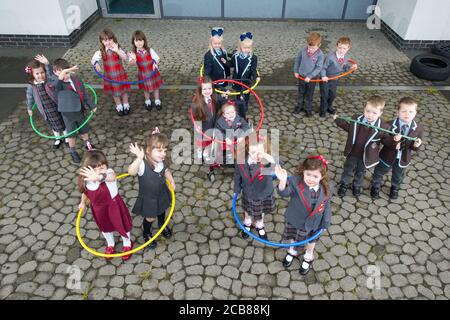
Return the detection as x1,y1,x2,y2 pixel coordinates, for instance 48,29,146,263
55,76,94,113
231,53,258,89
26,64,57,117
379,118,424,168
320,52,351,78
233,162,274,200
278,175,333,233
215,116,250,139
335,114,390,169
203,49,231,81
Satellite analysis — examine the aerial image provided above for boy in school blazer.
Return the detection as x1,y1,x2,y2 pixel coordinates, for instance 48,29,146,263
371,97,424,199
333,95,390,198
52,59,96,164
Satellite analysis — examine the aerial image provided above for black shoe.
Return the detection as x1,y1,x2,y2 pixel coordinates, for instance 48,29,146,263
70,151,81,164
241,225,251,239
155,103,162,111
352,185,361,197
370,186,380,199
160,226,172,239
256,227,268,240
282,253,295,268
319,112,326,117
389,187,399,200
337,184,348,197
143,233,157,249
305,111,313,118
53,139,62,149
299,258,313,275
145,103,153,111
117,109,124,116
327,107,336,114
123,108,130,115
293,107,301,114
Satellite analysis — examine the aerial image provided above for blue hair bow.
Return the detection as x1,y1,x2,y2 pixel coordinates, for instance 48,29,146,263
240,32,253,41
211,27,224,37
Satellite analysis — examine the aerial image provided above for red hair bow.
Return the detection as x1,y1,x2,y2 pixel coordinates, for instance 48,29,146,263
226,100,236,107
308,155,328,170
25,66,32,74
197,76,204,84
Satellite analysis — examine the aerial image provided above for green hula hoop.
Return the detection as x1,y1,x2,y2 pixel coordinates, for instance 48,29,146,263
30,84,98,140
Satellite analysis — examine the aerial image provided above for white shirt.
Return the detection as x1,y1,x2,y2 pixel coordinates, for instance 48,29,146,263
131,48,160,63
138,159,164,176
396,120,412,159
91,48,127,64
336,52,345,61
85,169,118,198
309,184,320,192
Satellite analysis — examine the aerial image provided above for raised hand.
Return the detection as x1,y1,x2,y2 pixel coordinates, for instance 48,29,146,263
274,164,287,182
35,54,49,65
129,143,145,159
80,166,100,181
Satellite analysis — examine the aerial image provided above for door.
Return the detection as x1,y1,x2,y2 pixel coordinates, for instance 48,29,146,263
99,0,161,18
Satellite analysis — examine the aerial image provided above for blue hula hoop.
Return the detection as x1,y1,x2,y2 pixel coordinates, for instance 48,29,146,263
232,193,323,248
92,60,159,85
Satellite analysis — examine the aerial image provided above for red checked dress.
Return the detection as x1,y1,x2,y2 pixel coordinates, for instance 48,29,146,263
135,48,164,92
84,181,132,237
103,49,131,97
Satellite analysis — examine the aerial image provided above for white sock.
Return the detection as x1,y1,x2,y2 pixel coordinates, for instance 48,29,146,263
102,232,115,247
145,99,151,106
121,232,131,247
155,99,161,105
63,130,69,143
304,250,314,261
285,254,294,262
116,104,123,112
123,103,130,110
288,246,298,256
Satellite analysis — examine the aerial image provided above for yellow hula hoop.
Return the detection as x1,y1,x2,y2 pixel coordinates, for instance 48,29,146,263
75,173,176,258
199,63,261,95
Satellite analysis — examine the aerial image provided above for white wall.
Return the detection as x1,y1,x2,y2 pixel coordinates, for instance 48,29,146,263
378,0,450,41
405,0,450,40
377,0,417,39
0,0,98,35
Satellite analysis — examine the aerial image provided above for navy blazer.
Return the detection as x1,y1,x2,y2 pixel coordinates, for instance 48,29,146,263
204,49,231,83
278,175,333,233
231,53,258,90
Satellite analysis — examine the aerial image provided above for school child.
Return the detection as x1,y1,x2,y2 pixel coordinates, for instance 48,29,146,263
128,128,176,249
215,101,251,164
203,27,230,88
78,150,133,261
275,156,333,275
25,55,67,149
333,95,390,198
233,134,275,240
230,32,260,120
293,32,324,117
51,59,96,164
319,37,357,117
371,97,424,199
91,28,131,116
128,30,164,111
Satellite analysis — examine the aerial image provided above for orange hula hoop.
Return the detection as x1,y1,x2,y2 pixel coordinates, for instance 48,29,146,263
295,59,357,82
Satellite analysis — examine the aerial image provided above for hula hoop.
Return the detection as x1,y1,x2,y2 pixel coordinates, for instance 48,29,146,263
189,79,264,145
92,60,158,85
337,115,418,141
30,84,98,140
200,63,261,95
232,192,323,247
295,59,357,83
76,173,176,258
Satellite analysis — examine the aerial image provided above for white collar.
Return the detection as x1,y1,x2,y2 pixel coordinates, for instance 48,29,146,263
398,119,411,128
34,80,45,85
336,52,345,60
154,162,164,173
247,158,258,165
308,184,320,192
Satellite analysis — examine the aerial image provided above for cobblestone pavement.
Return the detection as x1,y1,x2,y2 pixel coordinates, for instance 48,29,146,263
1,19,449,300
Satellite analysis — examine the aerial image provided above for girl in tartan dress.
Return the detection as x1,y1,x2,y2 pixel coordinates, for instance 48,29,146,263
25,56,67,149
128,30,164,111
91,28,132,116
